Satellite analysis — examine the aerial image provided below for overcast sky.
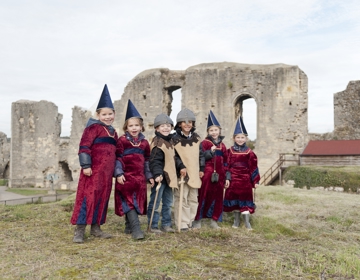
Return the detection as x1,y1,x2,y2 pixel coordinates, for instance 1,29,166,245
1,0,359,139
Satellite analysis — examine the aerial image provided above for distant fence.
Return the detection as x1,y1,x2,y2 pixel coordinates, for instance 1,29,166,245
0,193,71,206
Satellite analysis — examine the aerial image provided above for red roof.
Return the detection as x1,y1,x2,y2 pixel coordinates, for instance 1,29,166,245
302,140,360,156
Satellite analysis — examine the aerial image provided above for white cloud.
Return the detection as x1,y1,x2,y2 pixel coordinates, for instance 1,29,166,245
0,0,359,138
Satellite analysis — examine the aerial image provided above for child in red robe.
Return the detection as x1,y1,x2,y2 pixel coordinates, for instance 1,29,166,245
193,110,229,229
71,84,118,243
114,99,154,240
224,116,260,230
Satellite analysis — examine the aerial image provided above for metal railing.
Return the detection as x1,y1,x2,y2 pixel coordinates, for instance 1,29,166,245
260,153,299,186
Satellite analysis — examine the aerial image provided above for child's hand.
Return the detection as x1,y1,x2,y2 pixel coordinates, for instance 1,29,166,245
199,171,204,178
117,175,126,185
149,178,155,187
255,184,259,189
180,168,187,178
155,175,163,183
211,145,217,152
225,180,230,188
83,168,92,176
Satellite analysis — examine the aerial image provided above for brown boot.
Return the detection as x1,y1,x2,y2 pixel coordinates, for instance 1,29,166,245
73,225,86,243
90,224,112,238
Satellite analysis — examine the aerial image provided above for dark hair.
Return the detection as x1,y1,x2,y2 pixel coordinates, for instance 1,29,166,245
175,121,196,130
122,117,145,133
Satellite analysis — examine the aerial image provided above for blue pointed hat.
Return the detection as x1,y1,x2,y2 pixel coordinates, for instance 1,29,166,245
125,99,142,121
233,116,248,136
97,84,114,110
207,110,221,129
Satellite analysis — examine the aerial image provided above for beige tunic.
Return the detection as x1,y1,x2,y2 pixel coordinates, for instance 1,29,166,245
150,137,178,189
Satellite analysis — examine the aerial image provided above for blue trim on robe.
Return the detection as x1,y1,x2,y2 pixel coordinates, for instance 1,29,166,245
198,199,223,222
133,193,141,214
100,200,109,224
80,145,90,150
76,197,87,225
123,147,145,156
251,168,260,183
214,150,224,156
120,193,131,214
93,137,117,145
92,199,101,224
223,199,255,208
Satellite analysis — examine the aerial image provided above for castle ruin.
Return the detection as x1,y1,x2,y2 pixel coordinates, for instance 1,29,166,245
0,62,359,189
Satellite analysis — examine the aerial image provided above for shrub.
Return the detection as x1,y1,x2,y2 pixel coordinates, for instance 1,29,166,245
283,166,360,192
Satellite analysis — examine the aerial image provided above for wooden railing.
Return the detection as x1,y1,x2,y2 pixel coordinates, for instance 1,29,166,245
260,153,299,186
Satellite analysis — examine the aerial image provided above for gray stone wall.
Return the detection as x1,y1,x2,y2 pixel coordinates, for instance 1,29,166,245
9,100,62,188
334,81,360,139
114,62,309,174
67,106,93,190
0,132,10,179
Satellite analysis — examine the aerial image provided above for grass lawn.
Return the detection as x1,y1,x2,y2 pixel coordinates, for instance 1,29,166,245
0,185,359,279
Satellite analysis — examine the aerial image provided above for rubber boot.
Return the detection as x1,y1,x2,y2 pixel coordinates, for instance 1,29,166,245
124,215,131,234
90,224,112,239
73,225,86,243
232,212,241,228
210,219,220,229
192,219,202,229
242,211,252,230
127,209,144,240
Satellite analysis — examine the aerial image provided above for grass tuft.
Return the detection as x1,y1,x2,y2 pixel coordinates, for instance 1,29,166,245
1,185,360,279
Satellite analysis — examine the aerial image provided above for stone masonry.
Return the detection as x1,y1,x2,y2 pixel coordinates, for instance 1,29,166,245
6,62,358,188
114,62,309,174
9,100,62,188
333,81,360,139
0,132,10,179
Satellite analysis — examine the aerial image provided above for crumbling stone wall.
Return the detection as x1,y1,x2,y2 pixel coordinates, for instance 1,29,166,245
0,132,10,179
9,100,62,188
333,81,360,140
7,63,310,187
66,106,93,189
114,62,309,173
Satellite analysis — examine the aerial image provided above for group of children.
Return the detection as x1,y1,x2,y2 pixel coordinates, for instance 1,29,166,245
70,85,260,243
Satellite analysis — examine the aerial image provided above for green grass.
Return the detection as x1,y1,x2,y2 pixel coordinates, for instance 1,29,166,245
0,179,8,186
1,186,360,279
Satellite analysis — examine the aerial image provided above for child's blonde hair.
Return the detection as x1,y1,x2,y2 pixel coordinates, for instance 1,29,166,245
233,133,248,140
122,117,145,133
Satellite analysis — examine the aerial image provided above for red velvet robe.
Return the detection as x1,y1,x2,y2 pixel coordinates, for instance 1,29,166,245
114,135,151,216
195,138,228,222
223,146,260,214
71,124,118,225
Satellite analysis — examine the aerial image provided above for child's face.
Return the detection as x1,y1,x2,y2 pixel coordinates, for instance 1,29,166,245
208,126,220,140
179,121,193,135
97,108,115,126
234,134,247,146
126,118,142,138
156,123,172,136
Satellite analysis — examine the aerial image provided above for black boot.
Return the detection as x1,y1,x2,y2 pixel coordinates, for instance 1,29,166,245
90,224,112,238
124,215,131,234
73,225,86,243
126,209,144,240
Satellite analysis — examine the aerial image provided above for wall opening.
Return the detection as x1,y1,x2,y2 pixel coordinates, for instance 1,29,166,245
59,161,73,182
168,87,182,123
234,95,257,144
3,162,9,179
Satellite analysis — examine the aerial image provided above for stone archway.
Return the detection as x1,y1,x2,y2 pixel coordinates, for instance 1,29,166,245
113,62,308,174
